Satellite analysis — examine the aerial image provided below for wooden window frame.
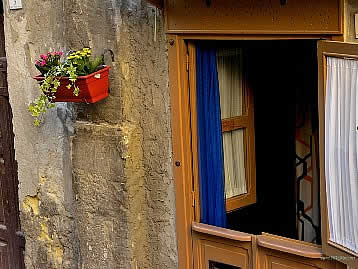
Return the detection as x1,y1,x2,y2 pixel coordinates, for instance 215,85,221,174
168,34,343,269
318,40,358,268
220,50,256,212
189,43,256,214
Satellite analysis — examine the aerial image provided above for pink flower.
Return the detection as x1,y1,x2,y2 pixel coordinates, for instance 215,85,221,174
35,60,40,65
40,60,46,67
40,54,46,59
58,51,63,56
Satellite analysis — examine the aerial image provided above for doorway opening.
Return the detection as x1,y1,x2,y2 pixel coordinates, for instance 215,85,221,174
193,40,320,245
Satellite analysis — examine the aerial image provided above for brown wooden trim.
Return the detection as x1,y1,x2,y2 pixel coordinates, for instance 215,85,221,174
168,35,194,269
222,116,248,132
203,241,249,269
192,222,252,242
318,40,358,268
251,235,258,269
187,42,201,223
257,233,324,259
192,223,253,269
257,244,346,269
193,235,252,269
327,240,358,258
226,192,256,212
220,50,257,213
245,58,257,211
164,0,343,36
167,30,343,35
169,35,338,269
177,35,336,41
323,52,358,60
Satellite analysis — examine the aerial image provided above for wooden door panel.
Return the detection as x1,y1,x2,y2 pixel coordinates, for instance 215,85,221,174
203,242,249,269
0,240,9,269
258,251,344,269
268,256,317,269
257,234,345,269
0,181,6,226
0,60,24,268
271,261,296,269
192,223,252,269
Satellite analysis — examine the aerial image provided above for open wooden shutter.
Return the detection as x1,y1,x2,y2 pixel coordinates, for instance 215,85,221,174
318,40,358,268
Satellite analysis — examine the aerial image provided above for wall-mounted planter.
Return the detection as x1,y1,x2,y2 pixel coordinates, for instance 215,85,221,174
34,66,111,103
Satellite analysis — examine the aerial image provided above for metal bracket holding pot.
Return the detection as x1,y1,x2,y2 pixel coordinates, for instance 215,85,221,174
102,49,115,65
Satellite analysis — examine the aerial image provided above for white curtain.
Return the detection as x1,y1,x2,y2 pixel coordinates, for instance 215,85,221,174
325,57,358,254
216,48,247,199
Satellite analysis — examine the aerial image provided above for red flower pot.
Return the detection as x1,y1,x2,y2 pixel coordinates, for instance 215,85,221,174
34,66,111,103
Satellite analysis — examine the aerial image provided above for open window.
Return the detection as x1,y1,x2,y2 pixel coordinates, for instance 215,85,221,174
185,39,354,269
190,40,320,239
318,40,358,268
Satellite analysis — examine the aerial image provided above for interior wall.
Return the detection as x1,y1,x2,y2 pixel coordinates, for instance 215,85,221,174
4,0,178,268
227,41,318,242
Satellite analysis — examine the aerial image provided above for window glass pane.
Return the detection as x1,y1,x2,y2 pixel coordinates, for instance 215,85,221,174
209,261,240,269
223,129,247,199
217,48,243,118
325,56,358,254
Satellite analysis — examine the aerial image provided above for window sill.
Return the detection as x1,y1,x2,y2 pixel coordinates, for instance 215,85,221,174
257,233,324,259
192,222,252,242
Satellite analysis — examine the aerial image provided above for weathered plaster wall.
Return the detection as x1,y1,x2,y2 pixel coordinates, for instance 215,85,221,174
4,0,79,268
68,1,177,267
4,0,177,268
344,0,358,42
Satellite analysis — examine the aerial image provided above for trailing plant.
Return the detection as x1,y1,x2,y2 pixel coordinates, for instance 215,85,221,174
29,48,103,126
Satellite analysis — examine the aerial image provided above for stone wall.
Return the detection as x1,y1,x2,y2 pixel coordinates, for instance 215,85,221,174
4,0,79,267
4,0,177,268
68,1,177,268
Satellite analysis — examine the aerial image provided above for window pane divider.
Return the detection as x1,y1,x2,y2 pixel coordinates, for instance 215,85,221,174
222,116,248,132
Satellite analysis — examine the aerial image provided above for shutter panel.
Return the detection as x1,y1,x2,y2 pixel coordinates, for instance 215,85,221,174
318,40,358,268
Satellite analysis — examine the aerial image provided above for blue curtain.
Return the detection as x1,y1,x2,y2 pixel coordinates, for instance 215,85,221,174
196,45,227,228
